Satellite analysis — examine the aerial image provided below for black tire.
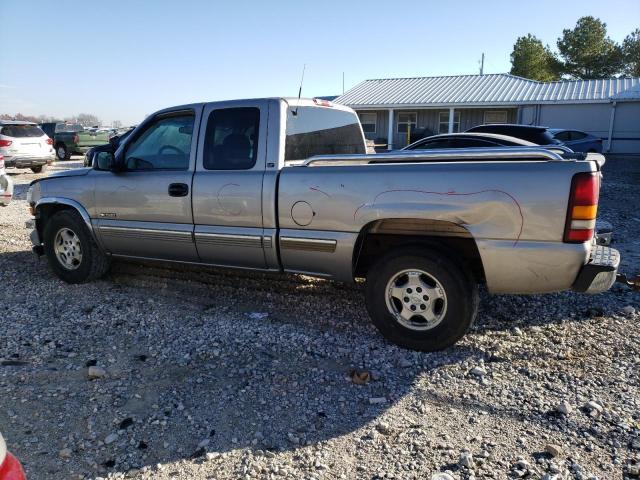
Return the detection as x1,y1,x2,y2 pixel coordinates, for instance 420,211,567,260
365,248,479,351
43,210,111,283
56,144,70,160
30,165,45,173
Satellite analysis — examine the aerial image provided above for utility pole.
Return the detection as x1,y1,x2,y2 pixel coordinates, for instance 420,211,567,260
479,53,485,75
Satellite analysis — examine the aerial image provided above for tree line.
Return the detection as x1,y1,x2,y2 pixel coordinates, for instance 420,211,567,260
0,112,122,128
510,16,639,81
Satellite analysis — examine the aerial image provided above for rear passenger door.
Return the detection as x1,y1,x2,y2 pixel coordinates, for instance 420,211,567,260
192,101,269,269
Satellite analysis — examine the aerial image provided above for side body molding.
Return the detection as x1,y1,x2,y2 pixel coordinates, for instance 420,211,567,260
35,197,98,242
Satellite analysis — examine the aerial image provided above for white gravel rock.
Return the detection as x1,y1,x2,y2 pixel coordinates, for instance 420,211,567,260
87,366,106,379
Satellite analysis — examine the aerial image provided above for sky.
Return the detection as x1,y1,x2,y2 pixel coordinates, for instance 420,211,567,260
1,0,638,125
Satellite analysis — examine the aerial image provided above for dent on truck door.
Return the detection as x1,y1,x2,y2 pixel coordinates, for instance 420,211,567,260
192,103,269,269
94,111,199,261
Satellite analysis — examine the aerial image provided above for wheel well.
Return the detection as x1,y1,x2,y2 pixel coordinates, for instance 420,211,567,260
35,204,74,241
353,219,485,283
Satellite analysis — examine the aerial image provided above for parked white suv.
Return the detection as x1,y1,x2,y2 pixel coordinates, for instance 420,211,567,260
0,120,54,173
0,154,13,205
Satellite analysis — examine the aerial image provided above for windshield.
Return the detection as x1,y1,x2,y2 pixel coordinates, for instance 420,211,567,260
1,124,45,137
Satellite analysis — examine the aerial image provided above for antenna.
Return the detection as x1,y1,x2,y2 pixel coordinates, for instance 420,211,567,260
479,53,485,75
293,64,306,116
342,72,345,94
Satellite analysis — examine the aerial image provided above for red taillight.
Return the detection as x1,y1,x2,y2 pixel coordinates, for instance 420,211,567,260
564,172,599,243
46,138,53,145
0,139,12,147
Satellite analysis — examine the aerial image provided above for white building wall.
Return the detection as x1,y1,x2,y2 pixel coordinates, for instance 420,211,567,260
538,102,640,154
611,102,640,154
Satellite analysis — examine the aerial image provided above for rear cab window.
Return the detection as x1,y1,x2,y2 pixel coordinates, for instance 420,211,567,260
1,125,45,137
285,104,366,162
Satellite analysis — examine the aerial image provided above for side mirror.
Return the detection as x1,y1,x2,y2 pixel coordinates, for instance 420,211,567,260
95,151,116,171
108,135,120,148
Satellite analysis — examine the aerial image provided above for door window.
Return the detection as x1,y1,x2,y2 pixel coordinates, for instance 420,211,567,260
124,114,194,170
204,108,260,170
553,130,571,142
408,138,451,150
569,131,587,140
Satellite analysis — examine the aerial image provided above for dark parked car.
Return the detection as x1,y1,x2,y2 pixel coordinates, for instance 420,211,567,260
549,129,603,153
403,132,535,151
466,124,563,146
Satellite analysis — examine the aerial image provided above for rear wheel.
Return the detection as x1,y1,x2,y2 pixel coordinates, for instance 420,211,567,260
30,165,45,173
43,210,110,283
56,144,70,160
365,248,478,351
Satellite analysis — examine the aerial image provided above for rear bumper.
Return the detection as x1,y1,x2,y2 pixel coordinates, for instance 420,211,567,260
0,174,13,206
4,155,53,168
572,245,619,293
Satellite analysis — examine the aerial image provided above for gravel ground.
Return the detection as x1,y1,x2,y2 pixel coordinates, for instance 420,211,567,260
0,157,639,480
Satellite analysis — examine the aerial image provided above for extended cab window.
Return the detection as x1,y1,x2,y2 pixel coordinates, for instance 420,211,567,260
203,108,259,170
285,106,365,161
124,114,194,170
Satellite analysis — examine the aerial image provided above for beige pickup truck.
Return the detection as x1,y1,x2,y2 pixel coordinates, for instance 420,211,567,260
26,98,625,351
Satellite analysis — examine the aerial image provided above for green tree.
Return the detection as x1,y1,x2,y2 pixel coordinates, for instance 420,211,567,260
557,16,624,78
623,29,640,77
510,34,561,81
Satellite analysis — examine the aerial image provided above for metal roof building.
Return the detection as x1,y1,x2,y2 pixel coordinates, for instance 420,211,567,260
334,74,640,154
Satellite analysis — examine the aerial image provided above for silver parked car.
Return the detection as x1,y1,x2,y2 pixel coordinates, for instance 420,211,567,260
0,120,55,173
0,154,14,206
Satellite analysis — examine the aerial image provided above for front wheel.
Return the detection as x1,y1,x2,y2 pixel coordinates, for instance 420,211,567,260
365,248,478,351
30,165,45,173
43,210,111,283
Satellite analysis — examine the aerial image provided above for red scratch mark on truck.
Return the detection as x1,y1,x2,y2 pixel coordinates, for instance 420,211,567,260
353,189,524,246
309,186,331,198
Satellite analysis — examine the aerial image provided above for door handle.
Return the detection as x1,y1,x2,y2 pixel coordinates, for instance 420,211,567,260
168,183,189,197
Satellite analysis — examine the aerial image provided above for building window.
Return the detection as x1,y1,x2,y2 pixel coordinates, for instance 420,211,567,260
397,112,417,134
483,110,508,124
358,112,377,134
438,111,460,134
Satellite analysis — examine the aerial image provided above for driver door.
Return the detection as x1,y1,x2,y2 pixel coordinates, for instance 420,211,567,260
93,109,201,261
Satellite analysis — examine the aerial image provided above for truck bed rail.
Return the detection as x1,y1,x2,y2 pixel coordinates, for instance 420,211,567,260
301,146,567,167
